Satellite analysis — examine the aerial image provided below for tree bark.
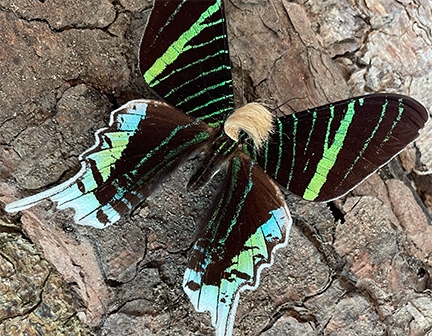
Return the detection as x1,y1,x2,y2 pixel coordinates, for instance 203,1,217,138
0,0,431,335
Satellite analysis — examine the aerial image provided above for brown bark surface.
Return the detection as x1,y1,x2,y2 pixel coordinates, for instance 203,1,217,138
0,0,431,335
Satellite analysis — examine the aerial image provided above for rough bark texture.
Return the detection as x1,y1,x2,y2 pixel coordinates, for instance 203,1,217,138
0,0,431,335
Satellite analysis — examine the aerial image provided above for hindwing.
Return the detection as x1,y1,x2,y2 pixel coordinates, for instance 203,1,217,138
6,100,214,228
184,151,292,336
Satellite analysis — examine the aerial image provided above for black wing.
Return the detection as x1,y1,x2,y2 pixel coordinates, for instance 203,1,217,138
183,151,292,335
6,100,215,228
140,0,234,127
250,94,429,201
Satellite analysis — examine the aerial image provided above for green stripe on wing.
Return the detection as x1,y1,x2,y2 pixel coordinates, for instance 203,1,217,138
252,94,429,202
184,152,292,336
140,0,234,124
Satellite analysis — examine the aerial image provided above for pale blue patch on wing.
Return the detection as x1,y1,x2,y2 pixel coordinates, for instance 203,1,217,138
260,207,286,241
56,190,99,211
121,197,133,210
5,100,150,229
128,102,148,116
117,114,145,131
54,181,86,205
183,206,292,336
78,168,103,193
115,102,148,131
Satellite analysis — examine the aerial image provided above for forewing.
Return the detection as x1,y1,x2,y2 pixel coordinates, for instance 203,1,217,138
140,0,234,126
253,94,429,201
183,151,292,336
6,100,214,228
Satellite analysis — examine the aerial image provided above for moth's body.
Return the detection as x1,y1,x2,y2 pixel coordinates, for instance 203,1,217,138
223,102,275,147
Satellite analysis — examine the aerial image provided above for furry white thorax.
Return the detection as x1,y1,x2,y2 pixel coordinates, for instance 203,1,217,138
224,102,274,148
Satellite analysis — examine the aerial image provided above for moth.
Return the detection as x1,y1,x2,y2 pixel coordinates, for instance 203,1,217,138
5,1,429,335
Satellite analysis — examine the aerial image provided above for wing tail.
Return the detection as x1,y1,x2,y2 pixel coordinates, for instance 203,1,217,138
6,100,213,229
183,151,292,336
